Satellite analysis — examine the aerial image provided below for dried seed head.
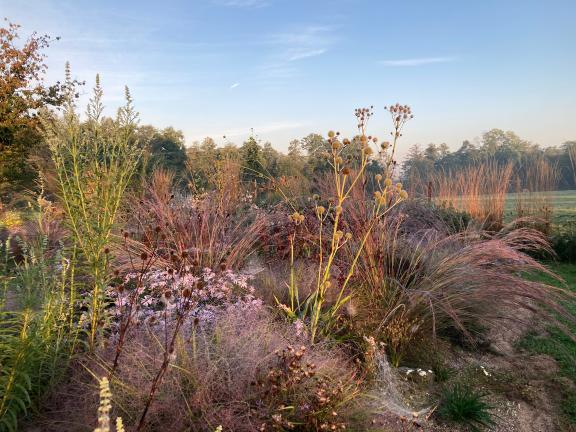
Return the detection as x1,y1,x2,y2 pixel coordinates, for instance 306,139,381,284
375,174,383,182
342,167,350,176
328,130,335,138
400,190,408,199
384,178,393,187
140,252,148,261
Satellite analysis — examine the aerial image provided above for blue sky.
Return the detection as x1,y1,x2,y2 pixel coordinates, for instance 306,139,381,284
2,0,575,157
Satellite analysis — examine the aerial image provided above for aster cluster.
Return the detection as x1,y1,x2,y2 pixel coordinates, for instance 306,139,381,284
107,267,261,334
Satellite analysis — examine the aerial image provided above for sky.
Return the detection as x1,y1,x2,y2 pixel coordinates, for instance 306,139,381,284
2,0,575,158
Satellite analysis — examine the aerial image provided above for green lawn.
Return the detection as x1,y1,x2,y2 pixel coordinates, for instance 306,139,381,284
504,189,576,226
519,263,576,422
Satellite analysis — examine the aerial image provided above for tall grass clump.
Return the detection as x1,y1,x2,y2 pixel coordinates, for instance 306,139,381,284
125,169,265,272
421,160,513,230
45,71,141,347
350,202,574,366
514,156,559,234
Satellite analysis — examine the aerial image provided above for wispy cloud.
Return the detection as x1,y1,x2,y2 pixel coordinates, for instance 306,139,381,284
379,56,456,66
287,48,326,61
259,25,335,80
230,82,240,89
214,0,270,8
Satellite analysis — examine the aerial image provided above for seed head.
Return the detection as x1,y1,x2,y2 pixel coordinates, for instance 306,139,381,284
384,178,393,187
328,130,335,138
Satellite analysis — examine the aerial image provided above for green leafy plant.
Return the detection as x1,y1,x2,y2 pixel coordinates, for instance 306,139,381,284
45,70,141,348
437,384,495,431
0,248,75,432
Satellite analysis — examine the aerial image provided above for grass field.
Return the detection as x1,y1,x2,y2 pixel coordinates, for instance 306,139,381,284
504,189,576,226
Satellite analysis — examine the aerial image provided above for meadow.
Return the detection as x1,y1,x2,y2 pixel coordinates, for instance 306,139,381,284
2,20,576,432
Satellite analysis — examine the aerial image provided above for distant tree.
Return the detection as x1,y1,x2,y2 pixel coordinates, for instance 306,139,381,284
261,141,280,177
240,136,264,183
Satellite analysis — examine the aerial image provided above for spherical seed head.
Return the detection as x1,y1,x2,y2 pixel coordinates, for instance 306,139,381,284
364,147,373,156
104,247,110,254
400,190,408,199
342,167,350,176
155,226,161,233
343,138,350,145
182,288,191,298
140,252,148,261
328,130,335,138
335,205,342,215
332,141,341,150
316,206,326,215
345,232,352,240
396,182,403,190
384,178,393,187
220,262,227,271
374,191,382,199
375,174,383,182
381,141,390,149
335,230,344,240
